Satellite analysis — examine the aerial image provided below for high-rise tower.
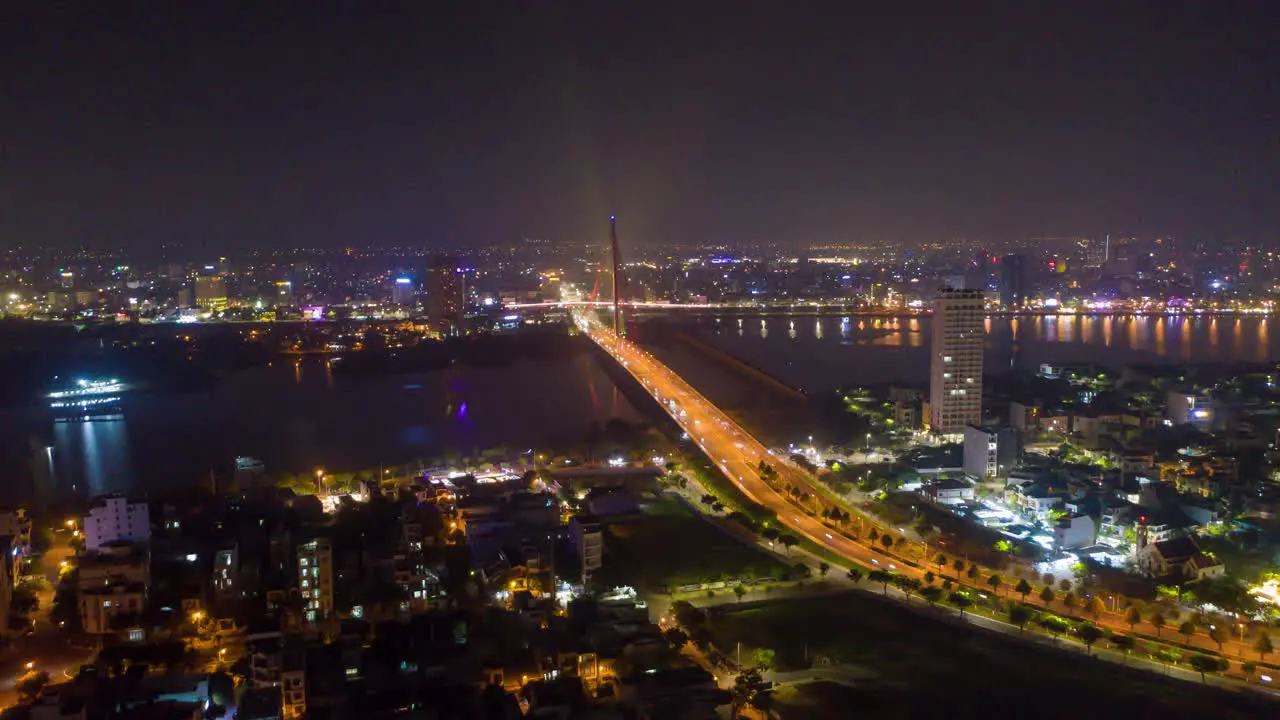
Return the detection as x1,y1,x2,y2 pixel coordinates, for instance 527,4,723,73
929,288,985,434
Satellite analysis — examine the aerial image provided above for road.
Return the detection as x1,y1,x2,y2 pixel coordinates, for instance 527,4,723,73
577,314,1272,680
0,528,94,709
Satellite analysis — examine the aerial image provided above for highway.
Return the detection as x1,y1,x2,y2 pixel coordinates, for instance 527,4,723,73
575,312,1274,679
582,319,916,578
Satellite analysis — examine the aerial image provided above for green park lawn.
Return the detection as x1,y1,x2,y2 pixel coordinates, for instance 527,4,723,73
711,591,1275,718
593,494,792,592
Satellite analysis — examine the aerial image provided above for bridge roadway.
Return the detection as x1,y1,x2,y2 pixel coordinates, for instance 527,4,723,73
586,326,903,574
580,319,1261,670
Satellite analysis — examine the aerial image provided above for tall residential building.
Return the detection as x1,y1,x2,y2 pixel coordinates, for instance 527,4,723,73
929,288,985,434
275,280,294,305
391,276,416,307
426,255,465,332
999,254,1026,308
194,276,228,311
297,538,333,623
83,495,151,552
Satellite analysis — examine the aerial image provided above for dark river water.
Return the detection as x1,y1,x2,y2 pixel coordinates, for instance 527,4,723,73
3,314,1275,504
638,314,1280,447
691,314,1278,393
0,350,639,504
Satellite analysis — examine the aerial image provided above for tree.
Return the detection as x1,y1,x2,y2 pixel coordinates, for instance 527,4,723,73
948,591,973,618
1179,620,1197,644
1149,609,1167,637
920,586,944,606
1243,661,1258,680
879,534,894,550
1007,605,1032,633
994,539,1013,556
779,535,799,555
1188,654,1227,683
1155,584,1182,607
1207,625,1227,653
1111,634,1135,662
1015,578,1033,601
966,565,979,580
752,647,776,672
868,569,894,595
734,585,747,603
868,527,879,542
924,571,936,585
846,568,864,584
1255,633,1274,662
895,576,921,602
1076,623,1104,655
953,559,965,574
1124,606,1141,630
818,562,830,578
664,628,689,652
731,666,770,716
1042,573,1055,587
1039,586,1055,604
1040,615,1069,638
987,573,1002,595
1058,579,1072,593
934,553,947,571
1063,591,1077,611
1086,595,1105,620
16,670,50,703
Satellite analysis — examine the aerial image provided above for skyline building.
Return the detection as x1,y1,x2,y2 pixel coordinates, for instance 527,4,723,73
426,255,465,332
194,275,228,311
999,253,1026,308
391,276,416,307
928,287,985,435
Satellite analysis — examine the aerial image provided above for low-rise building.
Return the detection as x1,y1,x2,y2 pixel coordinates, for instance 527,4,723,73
83,495,150,552
569,515,603,582
1134,535,1225,580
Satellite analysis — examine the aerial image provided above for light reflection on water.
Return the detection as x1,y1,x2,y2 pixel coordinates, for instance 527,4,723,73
3,352,639,503
702,314,1278,392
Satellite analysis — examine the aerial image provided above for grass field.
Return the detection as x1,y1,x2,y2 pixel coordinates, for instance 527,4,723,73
593,494,793,592
709,591,1276,718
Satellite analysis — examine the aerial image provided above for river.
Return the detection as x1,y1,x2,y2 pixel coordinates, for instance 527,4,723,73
692,314,1277,393
0,349,639,504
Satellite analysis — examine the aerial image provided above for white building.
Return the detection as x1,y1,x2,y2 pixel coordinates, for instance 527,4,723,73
963,426,1016,480
569,515,603,581
83,496,150,552
928,288,985,434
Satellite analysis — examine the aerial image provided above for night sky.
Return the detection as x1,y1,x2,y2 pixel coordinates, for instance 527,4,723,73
2,2,1278,251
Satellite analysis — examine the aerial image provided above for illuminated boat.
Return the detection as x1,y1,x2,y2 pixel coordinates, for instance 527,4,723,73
47,377,126,421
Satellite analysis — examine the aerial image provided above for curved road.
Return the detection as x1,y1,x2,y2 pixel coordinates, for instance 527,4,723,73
581,319,1267,670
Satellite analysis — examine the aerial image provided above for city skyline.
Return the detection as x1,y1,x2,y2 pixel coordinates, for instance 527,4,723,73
2,2,1279,253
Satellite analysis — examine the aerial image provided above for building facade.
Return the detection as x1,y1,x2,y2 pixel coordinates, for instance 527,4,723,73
999,254,1026,308
928,288,985,434
426,255,465,332
297,538,333,623
194,276,228,311
83,496,151,552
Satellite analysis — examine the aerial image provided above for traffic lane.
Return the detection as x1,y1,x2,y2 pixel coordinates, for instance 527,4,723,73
611,339,1247,661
